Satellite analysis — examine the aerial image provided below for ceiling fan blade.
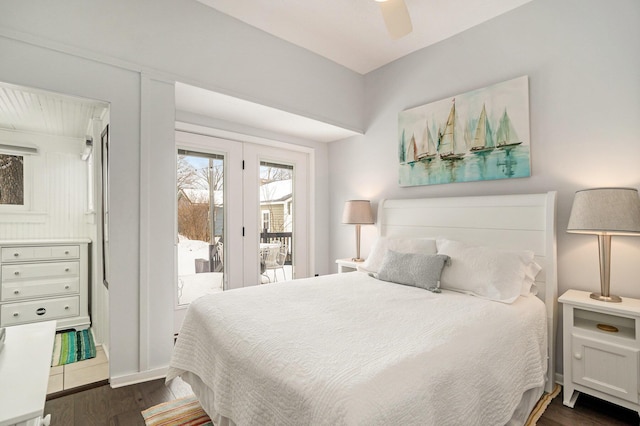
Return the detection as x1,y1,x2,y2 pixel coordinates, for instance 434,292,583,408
379,0,413,39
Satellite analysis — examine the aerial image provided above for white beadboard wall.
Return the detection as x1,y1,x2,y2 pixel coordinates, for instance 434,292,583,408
0,128,93,239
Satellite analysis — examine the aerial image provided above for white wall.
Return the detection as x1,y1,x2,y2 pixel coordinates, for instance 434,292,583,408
0,0,357,382
328,0,640,373
0,129,91,238
0,0,364,134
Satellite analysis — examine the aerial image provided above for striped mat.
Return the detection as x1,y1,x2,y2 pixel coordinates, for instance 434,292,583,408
142,395,212,426
51,329,96,366
524,384,561,425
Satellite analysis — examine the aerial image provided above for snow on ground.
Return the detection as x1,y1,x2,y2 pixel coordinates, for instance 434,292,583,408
177,235,222,305
177,234,294,304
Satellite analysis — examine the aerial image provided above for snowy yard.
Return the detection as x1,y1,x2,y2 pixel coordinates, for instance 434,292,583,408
177,235,293,305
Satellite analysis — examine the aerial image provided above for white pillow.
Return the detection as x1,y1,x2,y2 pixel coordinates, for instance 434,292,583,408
358,236,437,275
436,238,538,304
522,261,542,296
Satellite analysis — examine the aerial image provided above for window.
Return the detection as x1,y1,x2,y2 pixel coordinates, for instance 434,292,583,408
262,210,271,232
0,153,24,206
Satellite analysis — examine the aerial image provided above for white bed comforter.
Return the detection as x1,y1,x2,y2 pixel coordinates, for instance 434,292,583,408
167,272,547,426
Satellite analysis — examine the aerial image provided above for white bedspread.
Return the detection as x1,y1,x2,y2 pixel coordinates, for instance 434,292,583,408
167,272,547,426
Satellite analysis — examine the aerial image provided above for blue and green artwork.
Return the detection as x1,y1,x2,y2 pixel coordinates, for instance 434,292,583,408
398,76,530,186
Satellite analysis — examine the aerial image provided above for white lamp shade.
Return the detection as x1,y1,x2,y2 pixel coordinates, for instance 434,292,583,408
567,188,640,235
342,200,374,224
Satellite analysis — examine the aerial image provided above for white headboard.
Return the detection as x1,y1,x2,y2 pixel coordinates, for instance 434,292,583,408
377,192,557,393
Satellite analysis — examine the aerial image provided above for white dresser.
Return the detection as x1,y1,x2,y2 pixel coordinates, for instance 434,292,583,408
0,239,90,331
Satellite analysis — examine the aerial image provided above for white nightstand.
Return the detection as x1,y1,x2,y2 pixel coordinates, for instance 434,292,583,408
0,320,55,426
559,289,640,416
335,258,362,273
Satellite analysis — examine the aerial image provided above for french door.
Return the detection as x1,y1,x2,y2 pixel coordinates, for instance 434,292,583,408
174,131,310,332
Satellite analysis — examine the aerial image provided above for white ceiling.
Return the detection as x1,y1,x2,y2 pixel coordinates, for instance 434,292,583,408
196,0,533,74
0,82,107,140
175,83,362,143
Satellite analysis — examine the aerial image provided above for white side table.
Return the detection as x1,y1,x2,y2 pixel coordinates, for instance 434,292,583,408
335,258,362,273
559,289,640,417
0,320,55,426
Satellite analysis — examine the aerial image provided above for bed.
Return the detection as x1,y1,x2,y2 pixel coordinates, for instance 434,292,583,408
167,192,558,426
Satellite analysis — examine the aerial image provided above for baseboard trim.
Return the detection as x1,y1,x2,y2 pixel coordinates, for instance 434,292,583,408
555,372,564,386
110,366,168,388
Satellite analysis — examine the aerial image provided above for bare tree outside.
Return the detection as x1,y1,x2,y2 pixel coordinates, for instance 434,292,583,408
0,154,24,205
177,154,224,242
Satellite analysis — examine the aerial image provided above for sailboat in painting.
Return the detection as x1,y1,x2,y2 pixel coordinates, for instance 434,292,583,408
469,104,494,154
405,133,418,163
439,100,465,161
495,109,522,149
417,122,437,161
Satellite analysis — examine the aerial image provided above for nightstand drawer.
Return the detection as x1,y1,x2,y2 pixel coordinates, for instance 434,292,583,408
1,245,80,262
571,334,639,403
0,296,79,326
2,261,79,282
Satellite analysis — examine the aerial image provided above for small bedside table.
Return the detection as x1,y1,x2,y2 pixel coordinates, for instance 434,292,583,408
335,258,362,273
559,289,640,416
0,320,55,426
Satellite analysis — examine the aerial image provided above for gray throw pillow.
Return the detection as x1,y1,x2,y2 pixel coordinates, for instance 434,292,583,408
377,250,450,290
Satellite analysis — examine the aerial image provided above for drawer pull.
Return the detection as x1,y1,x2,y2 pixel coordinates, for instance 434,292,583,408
574,353,582,360
14,271,19,276
13,290,19,295
13,312,18,317
64,306,70,310
65,285,70,289
36,307,46,316
65,250,70,255
65,268,70,272
13,252,19,257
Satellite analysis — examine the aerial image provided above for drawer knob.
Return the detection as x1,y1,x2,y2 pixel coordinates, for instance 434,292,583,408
13,252,19,257
13,312,18,317
64,306,70,310
65,250,70,255
65,268,70,272
14,271,19,276
13,290,19,294
65,285,70,289
574,353,582,360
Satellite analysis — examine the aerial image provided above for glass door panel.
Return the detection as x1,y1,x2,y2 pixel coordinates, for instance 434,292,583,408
259,161,294,283
176,149,225,305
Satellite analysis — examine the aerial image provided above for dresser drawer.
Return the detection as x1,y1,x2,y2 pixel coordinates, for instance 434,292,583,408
2,261,79,282
1,277,80,301
0,296,79,327
1,245,80,262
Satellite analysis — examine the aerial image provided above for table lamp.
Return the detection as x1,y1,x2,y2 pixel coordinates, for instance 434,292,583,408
567,188,640,302
342,200,374,262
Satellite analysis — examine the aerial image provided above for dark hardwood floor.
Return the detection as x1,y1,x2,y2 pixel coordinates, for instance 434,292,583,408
45,380,639,425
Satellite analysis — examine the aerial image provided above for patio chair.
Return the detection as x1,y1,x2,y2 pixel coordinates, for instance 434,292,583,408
265,244,287,282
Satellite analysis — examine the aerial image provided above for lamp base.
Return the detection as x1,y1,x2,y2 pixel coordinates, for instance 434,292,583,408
590,292,622,303
351,258,365,262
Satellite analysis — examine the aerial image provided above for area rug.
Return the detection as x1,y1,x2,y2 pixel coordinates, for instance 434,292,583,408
142,395,212,426
524,384,561,425
51,329,96,366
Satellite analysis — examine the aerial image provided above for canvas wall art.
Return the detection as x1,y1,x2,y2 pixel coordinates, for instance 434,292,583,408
398,76,530,186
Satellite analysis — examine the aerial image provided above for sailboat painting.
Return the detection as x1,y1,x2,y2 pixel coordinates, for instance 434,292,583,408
398,76,530,186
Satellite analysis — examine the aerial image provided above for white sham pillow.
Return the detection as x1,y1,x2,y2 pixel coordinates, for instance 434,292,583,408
522,261,542,296
436,238,539,304
358,236,437,275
